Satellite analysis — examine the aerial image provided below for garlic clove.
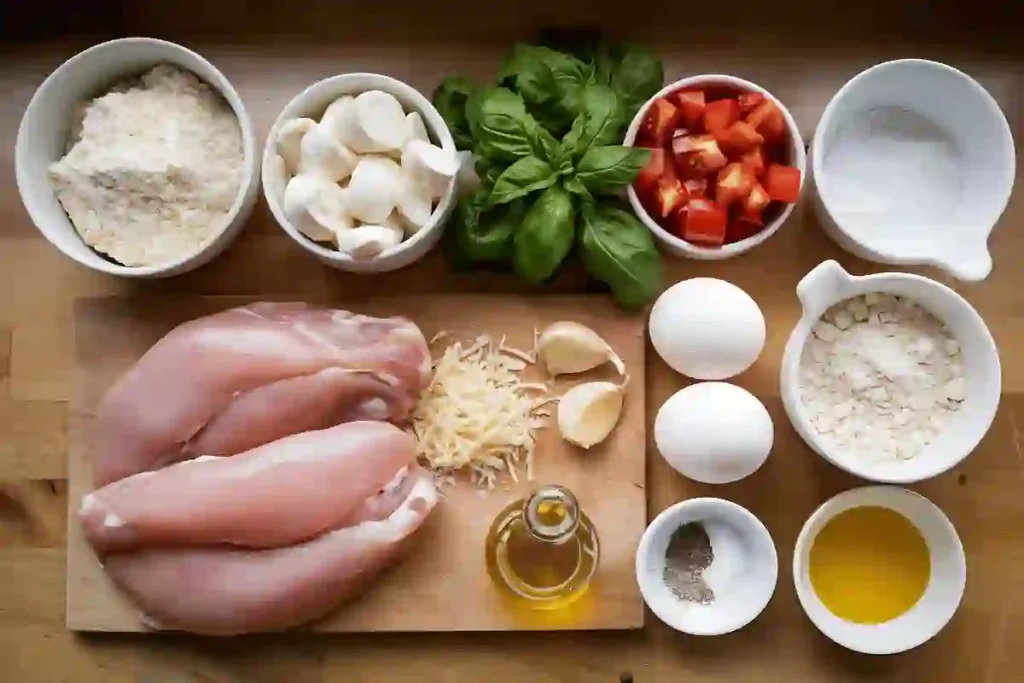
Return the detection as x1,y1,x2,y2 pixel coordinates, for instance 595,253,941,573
557,381,625,449
336,224,404,259
276,117,316,176
395,172,434,235
332,90,408,154
537,321,626,377
298,123,358,182
284,174,342,243
405,111,429,145
345,156,402,224
401,139,457,199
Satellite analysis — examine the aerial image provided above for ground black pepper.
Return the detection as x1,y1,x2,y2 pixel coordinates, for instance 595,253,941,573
662,522,715,604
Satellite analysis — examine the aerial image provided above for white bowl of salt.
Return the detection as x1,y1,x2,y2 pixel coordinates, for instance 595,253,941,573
810,59,1015,281
635,498,778,636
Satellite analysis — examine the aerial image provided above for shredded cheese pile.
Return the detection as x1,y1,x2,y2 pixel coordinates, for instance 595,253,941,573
411,334,552,488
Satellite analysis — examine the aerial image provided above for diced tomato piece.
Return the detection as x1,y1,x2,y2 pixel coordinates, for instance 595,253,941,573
739,147,766,177
640,98,681,146
671,134,728,178
728,216,765,243
742,181,771,221
716,121,764,158
738,92,765,114
634,148,667,192
673,90,706,130
745,100,786,143
715,163,755,207
703,98,740,133
646,176,689,219
680,198,728,246
684,178,708,199
763,164,802,203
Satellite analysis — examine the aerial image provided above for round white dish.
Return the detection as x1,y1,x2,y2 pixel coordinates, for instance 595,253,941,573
15,37,260,278
624,74,806,260
636,498,778,636
793,486,966,655
263,73,456,274
810,59,1015,282
780,260,1001,483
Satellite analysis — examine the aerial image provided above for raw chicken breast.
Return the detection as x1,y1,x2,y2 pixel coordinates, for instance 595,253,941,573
103,465,439,635
92,303,431,486
80,421,415,554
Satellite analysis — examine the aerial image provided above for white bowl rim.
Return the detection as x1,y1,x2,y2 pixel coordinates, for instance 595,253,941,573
792,485,967,655
624,74,807,260
261,72,456,268
14,36,259,277
635,497,779,636
779,263,1001,483
811,58,1016,274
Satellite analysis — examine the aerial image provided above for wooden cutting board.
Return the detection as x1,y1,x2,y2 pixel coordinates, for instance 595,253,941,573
66,294,646,633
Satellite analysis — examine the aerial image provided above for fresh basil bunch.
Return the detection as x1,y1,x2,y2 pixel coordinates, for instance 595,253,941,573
432,41,664,308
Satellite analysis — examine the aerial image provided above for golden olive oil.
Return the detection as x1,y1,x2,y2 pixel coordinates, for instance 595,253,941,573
484,485,599,610
809,506,931,624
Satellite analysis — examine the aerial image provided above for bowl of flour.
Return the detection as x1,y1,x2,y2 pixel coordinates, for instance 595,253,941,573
16,38,260,277
780,260,1001,483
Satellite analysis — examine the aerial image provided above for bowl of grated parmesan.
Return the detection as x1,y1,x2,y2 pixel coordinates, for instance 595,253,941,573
780,260,1001,484
15,38,260,277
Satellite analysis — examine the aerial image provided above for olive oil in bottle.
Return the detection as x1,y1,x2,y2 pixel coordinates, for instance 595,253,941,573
484,485,600,610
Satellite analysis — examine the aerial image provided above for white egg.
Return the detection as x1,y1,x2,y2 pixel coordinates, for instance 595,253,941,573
655,382,773,484
346,156,402,224
649,278,766,380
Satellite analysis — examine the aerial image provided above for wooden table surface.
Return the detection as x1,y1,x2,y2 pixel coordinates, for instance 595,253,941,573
1,2,1021,681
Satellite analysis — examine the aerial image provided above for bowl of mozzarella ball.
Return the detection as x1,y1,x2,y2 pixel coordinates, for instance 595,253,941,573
263,73,459,273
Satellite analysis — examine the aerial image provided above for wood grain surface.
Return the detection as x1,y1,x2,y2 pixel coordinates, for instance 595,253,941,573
66,295,645,633
0,0,1022,680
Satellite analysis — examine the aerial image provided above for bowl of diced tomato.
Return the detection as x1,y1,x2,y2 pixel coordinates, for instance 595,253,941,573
625,75,806,259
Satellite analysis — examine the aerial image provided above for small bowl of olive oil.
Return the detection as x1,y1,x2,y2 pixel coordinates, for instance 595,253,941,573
793,485,967,655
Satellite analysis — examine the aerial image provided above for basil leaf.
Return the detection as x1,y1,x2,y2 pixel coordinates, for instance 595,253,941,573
432,77,477,151
575,146,650,195
498,44,593,137
465,87,544,164
562,175,592,202
514,185,576,284
490,156,558,205
607,44,664,120
561,84,624,161
579,201,662,308
448,187,525,266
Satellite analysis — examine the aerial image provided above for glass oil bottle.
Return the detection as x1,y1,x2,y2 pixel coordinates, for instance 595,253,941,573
484,484,600,610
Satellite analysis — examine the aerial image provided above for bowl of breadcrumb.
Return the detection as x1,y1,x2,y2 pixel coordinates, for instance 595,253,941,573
15,37,260,278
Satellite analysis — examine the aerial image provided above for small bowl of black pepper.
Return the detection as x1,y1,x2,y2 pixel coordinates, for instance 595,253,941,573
635,498,778,636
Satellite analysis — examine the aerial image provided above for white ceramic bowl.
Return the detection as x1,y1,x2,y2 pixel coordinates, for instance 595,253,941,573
263,74,456,274
625,75,806,260
810,59,1016,282
780,260,1001,483
15,38,260,278
635,498,778,636
794,486,966,655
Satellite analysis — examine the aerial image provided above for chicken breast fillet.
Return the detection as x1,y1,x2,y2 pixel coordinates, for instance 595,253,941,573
103,465,439,635
91,303,431,486
81,421,416,555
